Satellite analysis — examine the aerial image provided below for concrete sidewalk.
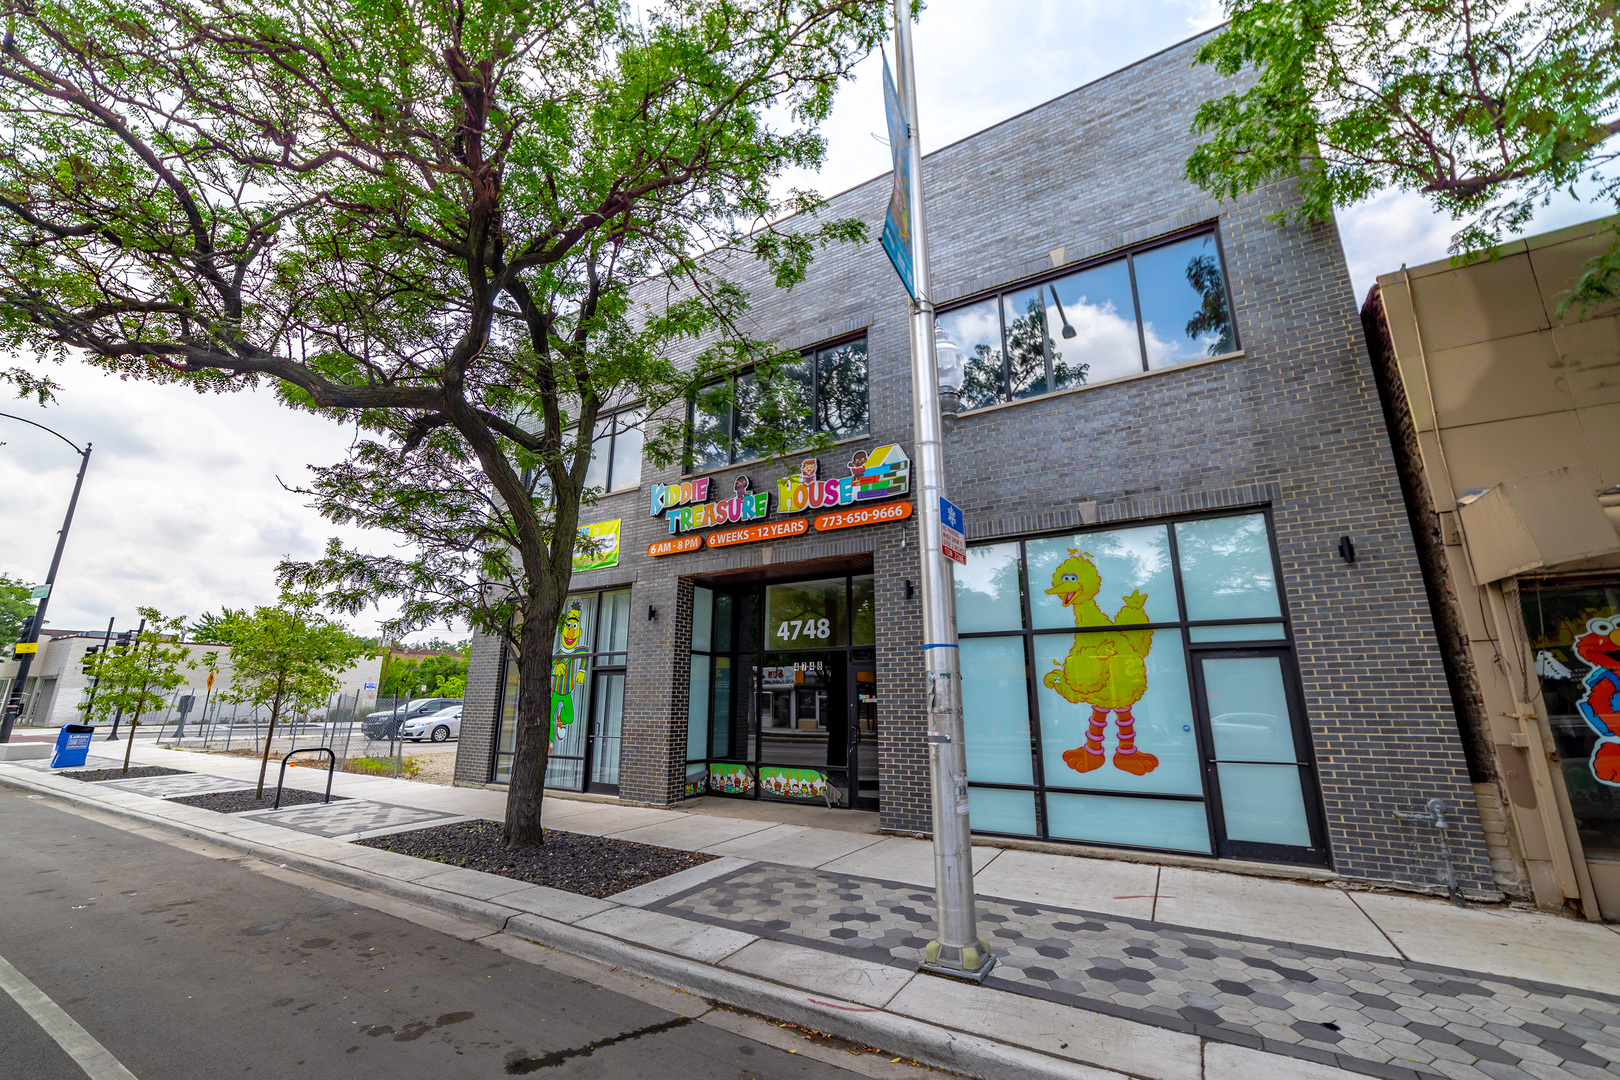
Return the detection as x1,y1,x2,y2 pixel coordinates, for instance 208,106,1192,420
4,742,1618,1080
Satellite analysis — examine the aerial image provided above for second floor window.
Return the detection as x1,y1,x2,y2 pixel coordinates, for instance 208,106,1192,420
935,229,1236,411
688,336,869,472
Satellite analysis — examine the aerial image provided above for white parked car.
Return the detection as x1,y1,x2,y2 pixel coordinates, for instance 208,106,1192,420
402,705,461,743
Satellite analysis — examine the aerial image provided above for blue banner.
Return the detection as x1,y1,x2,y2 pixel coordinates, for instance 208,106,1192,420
881,53,916,301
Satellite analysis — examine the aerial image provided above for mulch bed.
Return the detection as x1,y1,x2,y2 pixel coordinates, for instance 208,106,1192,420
167,789,349,814
62,766,189,782
355,820,714,899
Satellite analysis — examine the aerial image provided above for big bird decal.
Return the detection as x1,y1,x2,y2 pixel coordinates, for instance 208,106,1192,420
1043,550,1158,776
550,606,590,750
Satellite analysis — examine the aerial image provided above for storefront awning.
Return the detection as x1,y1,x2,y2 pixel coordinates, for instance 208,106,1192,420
1458,465,1620,583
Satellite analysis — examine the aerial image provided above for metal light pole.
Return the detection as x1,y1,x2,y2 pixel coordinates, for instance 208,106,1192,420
1,413,92,743
891,1,993,982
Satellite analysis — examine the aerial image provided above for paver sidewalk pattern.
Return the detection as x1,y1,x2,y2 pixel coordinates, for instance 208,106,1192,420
659,863,1620,1080
237,800,462,837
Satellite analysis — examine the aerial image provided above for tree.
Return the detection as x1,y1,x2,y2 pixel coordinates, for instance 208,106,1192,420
0,574,35,648
1185,0,1620,309
217,596,373,797
223,599,369,791
0,0,889,845
379,649,467,698
80,608,191,773
188,609,246,645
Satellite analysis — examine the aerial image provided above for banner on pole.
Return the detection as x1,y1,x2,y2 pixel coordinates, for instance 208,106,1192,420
881,52,916,301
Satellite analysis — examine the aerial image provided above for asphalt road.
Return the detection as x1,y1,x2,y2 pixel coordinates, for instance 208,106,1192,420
0,790,895,1080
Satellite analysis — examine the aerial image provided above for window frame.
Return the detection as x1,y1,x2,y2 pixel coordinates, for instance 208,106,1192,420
490,587,632,793
955,506,1329,867
685,332,870,473
937,224,1239,411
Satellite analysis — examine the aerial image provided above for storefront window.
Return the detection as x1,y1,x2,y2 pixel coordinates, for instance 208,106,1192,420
492,587,632,792
934,228,1236,410
953,510,1324,864
688,573,878,809
1521,580,1620,859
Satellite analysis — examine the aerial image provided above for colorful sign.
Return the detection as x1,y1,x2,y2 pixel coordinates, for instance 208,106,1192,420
1572,616,1620,786
572,519,621,572
880,52,916,301
649,476,711,516
814,500,913,532
551,602,591,749
776,445,911,512
707,518,808,548
940,496,966,565
660,475,770,535
684,768,709,798
760,766,828,801
708,763,754,795
13,641,38,654
648,535,702,557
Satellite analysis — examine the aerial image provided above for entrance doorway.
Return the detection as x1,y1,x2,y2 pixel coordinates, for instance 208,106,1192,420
686,564,877,810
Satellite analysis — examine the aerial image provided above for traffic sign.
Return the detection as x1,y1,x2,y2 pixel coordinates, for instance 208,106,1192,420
940,497,966,565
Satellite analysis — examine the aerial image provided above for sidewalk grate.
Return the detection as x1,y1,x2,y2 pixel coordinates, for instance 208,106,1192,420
655,863,1620,1080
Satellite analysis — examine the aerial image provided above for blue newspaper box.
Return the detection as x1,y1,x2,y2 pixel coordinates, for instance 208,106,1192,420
50,724,94,768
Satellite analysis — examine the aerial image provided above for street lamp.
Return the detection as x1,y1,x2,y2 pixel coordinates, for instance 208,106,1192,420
891,0,994,982
0,413,92,743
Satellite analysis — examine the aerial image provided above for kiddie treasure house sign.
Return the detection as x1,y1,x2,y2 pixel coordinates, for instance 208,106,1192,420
646,445,914,555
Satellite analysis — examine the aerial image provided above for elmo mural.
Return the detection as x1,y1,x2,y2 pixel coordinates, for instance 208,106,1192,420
1573,616,1620,787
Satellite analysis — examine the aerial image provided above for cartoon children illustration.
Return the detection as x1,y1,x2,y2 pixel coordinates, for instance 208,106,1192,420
1043,550,1157,776
550,605,590,750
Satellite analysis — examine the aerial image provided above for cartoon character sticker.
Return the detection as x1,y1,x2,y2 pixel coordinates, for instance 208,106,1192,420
1043,549,1157,776
550,605,589,750
1572,616,1620,786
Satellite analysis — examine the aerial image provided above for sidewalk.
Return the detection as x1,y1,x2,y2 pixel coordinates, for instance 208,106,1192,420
4,741,1618,1080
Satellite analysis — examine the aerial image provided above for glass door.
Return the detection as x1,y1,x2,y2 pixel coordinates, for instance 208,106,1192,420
1193,648,1327,864
850,657,878,811
587,671,625,793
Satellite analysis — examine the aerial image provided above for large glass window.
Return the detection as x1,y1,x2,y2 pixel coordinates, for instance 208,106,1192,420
953,511,1326,865
688,337,869,471
1521,580,1620,861
531,407,644,498
492,588,632,791
934,229,1235,409
687,573,878,809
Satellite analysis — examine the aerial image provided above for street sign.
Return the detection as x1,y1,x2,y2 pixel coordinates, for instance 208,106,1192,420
13,641,38,654
880,52,916,300
29,584,49,599
364,681,377,690
206,670,215,691
940,497,966,565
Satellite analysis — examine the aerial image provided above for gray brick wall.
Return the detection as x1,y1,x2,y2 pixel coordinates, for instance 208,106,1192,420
453,30,1495,894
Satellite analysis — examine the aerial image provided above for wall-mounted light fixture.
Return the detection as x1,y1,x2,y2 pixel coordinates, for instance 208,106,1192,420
648,604,658,621
1337,536,1356,564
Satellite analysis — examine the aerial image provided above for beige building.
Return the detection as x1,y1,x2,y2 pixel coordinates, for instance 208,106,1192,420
1,629,383,729
1364,219,1620,920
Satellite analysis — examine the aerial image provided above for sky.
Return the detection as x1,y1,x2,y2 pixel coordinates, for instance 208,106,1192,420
0,0,1609,640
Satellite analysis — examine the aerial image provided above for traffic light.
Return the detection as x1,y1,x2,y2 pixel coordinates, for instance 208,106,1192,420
113,630,135,650
17,614,38,640
81,645,101,677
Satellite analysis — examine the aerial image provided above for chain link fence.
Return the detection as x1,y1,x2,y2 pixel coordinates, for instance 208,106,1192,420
153,691,409,778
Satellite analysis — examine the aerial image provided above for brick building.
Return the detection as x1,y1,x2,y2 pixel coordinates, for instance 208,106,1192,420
454,32,1503,898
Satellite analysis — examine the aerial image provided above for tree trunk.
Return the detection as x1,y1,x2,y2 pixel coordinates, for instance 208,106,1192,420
502,601,561,848
122,681,149,773
255,683,286,799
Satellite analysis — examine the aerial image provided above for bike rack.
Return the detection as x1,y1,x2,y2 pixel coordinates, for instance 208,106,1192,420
274,747,336,810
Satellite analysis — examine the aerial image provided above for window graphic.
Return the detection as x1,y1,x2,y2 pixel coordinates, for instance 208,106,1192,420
1572,617,1620,786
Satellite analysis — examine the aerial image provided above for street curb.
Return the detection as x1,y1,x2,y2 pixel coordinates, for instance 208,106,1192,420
0,767,1135,1080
